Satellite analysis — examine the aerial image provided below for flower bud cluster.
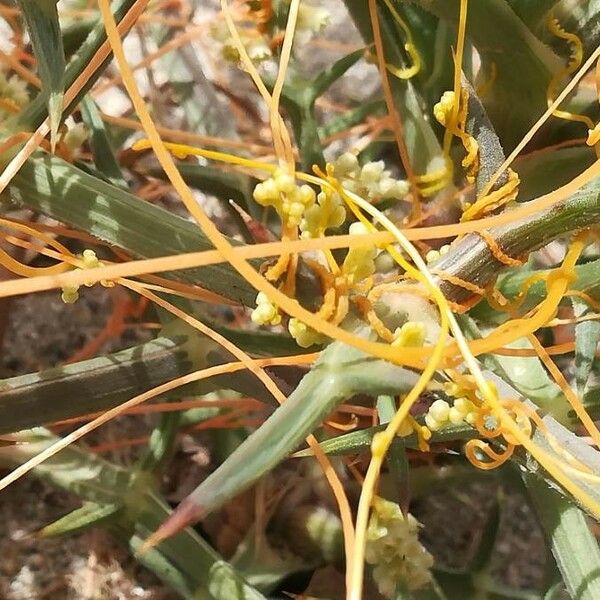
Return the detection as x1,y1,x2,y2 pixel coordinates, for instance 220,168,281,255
392,321,426,348
61,249,114,304
334,152,409,203
433,90,455,126
423,397,479,432
366,497,434,596
250,291,282,326
211,21,272,64
300,186,346,239
288,317,327,348
342,222,377,284
253,169,317,227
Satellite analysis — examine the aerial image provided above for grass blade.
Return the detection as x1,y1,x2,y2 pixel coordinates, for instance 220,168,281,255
293,422,476,457
0,336,194,434
0,429,266,599
572,296,600,397
16,0,139,129
17,0,65,147
80,95,128,189
525,474,600,600
8,153,258,305
150,329,422,538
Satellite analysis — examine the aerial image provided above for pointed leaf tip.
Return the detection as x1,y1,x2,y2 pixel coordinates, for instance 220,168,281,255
140,496,204,552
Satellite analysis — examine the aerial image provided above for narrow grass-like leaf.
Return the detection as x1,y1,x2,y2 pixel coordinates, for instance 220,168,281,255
17,0,65,147
498,257,600,309
0,429,266,600
138,412,181,473
156,327,421,532
232,532,317,593
318,99,386,139
146,163,257,212
485,337,569,424
16,0,138,129
8,153,258,305
572,296,600,396
310,48,366,100
525,474,600,600
406,0,561,148
514,146,597,202
469,500,500,572
42,502,121,537
583,386,600,420
489,371,600,520
0,326,295,434
0,336,194,434
61,16,98,58
293,422,476,457
345,0,444,173
377,395,409,506
463,77,507,194
80,95,128,189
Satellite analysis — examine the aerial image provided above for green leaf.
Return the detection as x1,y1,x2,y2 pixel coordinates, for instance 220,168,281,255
274,48,367,170
377,395,409,506
0,336,194,435
498,256,600,310
345,0,444,174
489,370,600,521
232,532,317,593
146,162,257,214
0,429,266,600
80,95,128,189
406,0,561,148
138,411,181,474
463,77,507,195
17,0,139,130
525,474,600,600
310,48,366,100
42,502,121,537
583,386,600,420
155,326,422,535
17,0,65,147
572,297,600,396
485,337,569,424
293,421,476,457
469,499,500,573
504,0,558,31
514,146,597,202
318,99,386,139
8,153,258,306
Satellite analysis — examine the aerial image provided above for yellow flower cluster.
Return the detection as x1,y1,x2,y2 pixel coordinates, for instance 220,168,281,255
300,186,346,239
366,497,434,596
61,249,114,304
211,21,272,64
341,222,377,284
253,169,317,228
250,291,282,326
423,397,479,432
288,317,327,348
334,152,409,203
